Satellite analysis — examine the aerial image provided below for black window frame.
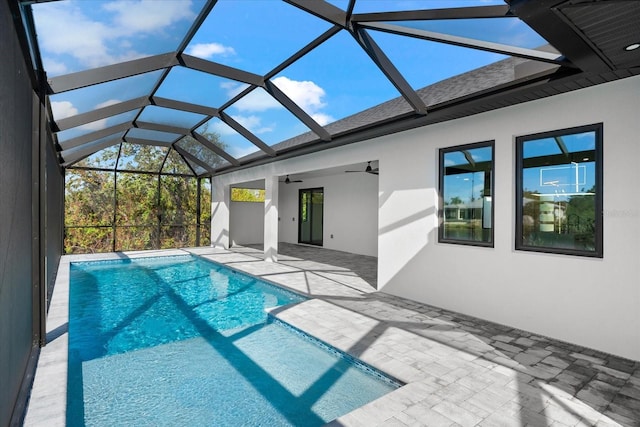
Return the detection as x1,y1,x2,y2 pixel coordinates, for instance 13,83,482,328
438,140,495,247
515,123,603,258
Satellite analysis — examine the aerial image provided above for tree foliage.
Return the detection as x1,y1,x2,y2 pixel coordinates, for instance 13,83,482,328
64,129,222,254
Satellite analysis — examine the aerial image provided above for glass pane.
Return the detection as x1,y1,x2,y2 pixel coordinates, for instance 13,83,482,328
311,190,324,244
115,172,158,226
186,0,331,75
155,66,246,108
441,143,493,244
126,128,182,144
56,110,139,143
390,18,548,49
353,1,505,13
64,227,113,254
224,86,316,145
196,118,260,159
74,145,120,169
520,128,599,254
187,161,207,176
117,144,168,172
162,149,195,175
65,170,114,226
32,0,207,76
367,30,508,92
273,31,401,126
49,70,164,116
137,105,207,129
176,135,228,169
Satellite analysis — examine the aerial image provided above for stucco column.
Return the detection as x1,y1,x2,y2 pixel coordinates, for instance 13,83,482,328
264,175,279,262
210,179,229,249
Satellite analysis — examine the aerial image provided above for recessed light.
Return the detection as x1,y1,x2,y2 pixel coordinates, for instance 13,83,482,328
625,43,640,51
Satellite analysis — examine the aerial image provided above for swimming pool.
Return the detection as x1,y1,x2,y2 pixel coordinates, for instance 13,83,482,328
68,255,400,426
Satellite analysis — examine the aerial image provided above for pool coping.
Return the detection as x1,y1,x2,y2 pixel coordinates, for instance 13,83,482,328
24,247,639,426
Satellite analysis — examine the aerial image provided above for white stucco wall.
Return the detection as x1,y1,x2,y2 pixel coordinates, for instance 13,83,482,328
278,173,378,257
211,76,640,360
229,201,264,246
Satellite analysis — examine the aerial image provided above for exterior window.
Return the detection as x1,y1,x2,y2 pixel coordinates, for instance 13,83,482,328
439,141,494,246
230,188,265,202
516,124,603,257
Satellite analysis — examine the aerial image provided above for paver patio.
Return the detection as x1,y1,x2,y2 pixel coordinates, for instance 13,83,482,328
25,244,640,426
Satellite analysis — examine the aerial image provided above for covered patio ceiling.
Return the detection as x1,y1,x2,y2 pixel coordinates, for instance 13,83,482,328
17,0,640,178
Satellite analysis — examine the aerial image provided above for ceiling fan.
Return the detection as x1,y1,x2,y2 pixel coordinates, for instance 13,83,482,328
345,161,379,175
280,175,303,184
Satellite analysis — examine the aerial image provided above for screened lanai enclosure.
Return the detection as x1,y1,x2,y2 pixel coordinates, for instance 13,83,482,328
3,0,640,425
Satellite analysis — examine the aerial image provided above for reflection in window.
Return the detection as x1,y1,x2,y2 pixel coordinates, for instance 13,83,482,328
516,124,602,257
439,141,493,246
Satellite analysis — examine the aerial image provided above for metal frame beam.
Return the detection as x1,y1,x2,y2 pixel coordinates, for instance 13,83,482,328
218,112,276,156
173,145,215,174
180,53,264,86
135,121,192,136
55,96,149,131
61,137,122,166
284,0,347,27
352,5,512,22
48,52,179,94
123,137,173,147
360,22,571,66
353,27,428,115
59,122,130,151
509,0,612,72
264,80,332,141
151,96,219,117
192,131,240,166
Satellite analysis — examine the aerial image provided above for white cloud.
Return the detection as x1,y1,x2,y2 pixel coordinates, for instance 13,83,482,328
272,76,327,112
34,0,195,69
187,43,236,59
231,115,274,134
79,119,108,132
102,0,195,35
51,101,78,119
95,99,121,109
42,58,68,76
232,89,281,113
311,113,334,126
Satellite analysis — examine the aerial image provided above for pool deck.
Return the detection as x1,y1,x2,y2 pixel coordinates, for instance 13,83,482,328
25,244,640,426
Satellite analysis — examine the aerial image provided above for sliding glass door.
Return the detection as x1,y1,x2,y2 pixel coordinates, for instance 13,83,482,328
298,188,323,246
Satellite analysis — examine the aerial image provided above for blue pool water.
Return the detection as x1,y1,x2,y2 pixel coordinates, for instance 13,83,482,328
68,255,400,426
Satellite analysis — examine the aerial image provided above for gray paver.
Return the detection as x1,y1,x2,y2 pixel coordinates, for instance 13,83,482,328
25,244,640,427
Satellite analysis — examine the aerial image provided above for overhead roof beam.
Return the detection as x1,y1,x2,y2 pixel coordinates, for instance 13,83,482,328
191,131,240,166
60,136,122,167
54,96,149,132
353,27,428,115
124,136,173,147
134,121,192,136
264,80,332,141
284,0,347,27
361,22,572,67
173,145,215,174
48,52,179,94
554,136,569,156
218,112,276,157
151,96,219,117
353,5,512,22
265,25,342,80
59,122,131,151
180,53,264,86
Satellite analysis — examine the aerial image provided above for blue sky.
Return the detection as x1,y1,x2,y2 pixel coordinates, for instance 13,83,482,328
32,0,549,161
